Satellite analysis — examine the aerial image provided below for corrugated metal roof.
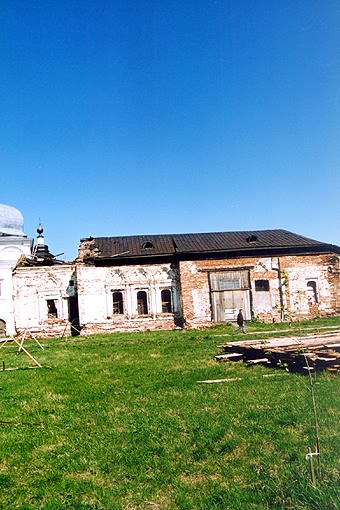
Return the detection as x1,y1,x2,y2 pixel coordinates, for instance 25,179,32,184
93,234,176,258
86,229,333,260
172,230,326,253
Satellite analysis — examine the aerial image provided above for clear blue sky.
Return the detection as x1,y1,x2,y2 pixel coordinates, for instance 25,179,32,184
1,0,339,261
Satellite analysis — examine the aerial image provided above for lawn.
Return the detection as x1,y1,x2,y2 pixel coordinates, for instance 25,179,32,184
0,318,340,509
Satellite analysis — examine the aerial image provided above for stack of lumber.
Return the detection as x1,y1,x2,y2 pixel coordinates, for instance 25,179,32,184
216,332,340,372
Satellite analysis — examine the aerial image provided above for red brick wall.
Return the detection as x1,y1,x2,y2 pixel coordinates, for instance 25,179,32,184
179,253,340,325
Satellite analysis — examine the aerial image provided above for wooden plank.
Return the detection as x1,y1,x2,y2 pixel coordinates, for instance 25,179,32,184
215,353,243,361
198,378,242,384
246,358,270,364
222,335,340,352
9,336,42,368
218,332,340,372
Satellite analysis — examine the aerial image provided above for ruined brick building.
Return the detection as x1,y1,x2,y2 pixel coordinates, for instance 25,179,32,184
2,203,340,338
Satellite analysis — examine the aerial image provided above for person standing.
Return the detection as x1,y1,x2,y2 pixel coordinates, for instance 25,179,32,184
234,308,246,334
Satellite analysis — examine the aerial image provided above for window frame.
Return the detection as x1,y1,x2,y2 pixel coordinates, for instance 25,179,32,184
161,288,173,314
137,290,149,316
112,291,124,315
46,299,58,319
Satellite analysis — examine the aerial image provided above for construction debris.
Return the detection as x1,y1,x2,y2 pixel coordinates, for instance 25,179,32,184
0,329,43,370
198,377,242,384
216,331,340,372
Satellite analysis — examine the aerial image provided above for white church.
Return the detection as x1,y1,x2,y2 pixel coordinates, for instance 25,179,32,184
0,204,33,336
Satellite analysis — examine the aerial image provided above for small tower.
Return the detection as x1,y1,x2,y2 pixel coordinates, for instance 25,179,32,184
34,223,54,262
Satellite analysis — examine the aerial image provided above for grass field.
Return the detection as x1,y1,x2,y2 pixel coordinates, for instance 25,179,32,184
0,318,340,509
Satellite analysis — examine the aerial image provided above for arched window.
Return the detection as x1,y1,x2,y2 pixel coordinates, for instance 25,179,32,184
137,291,148,315
161,289,172,313
142,241,154,249
0,319,5,335
307,281,318,305
112,292,124,314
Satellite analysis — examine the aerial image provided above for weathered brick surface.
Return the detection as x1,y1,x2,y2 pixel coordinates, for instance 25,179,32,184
12,264,76,338
179,253,340,325
11,252,340,337
280,254,340,319
76,262,181,335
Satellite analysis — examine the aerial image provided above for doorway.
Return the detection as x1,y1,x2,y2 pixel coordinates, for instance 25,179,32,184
210,270,251,322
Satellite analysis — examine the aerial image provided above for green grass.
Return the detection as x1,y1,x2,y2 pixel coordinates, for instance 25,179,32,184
0,318,340,509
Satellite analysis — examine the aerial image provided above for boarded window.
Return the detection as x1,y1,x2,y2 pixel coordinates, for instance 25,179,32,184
47,299,58,318
137,291,148,315
210,271,250,291
161,289,172,313
255,280,269,292
112,292,124,314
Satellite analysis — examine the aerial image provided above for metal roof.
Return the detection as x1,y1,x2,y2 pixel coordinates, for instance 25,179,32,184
82,229,337,261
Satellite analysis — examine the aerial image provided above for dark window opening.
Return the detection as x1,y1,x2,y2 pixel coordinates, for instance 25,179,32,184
246,235,258,243
255,279,269,292
161,289,172,313
68,295,80,336
137,291,148,315
47,299,58,318
112,292,124,314
142,241,154,249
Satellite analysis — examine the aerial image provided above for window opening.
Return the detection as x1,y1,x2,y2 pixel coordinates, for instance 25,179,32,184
47,299,58,318
210,270,250,291
137,291,148,315
161,289,172,313
142,241,154,249
307,281,318,305
255,280,269,292
112,291,124,314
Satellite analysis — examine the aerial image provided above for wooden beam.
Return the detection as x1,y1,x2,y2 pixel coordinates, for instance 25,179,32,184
9,336,42,368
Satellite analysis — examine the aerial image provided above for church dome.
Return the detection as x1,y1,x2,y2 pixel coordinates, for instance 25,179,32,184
0,204,25,236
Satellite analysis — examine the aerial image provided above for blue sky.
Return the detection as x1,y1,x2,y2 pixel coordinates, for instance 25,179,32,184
1,0,339,261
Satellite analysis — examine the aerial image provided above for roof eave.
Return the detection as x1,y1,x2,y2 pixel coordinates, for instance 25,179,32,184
82,242,339,265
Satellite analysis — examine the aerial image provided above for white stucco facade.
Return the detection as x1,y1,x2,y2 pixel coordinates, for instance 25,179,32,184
0,230,33,335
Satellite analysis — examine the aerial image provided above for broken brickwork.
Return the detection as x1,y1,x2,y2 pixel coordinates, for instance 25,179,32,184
179,253,340,326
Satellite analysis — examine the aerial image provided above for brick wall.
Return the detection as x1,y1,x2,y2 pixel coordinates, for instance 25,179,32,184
12,264,76,338
179,253,340,326
76,262,181,335
11,252,340,338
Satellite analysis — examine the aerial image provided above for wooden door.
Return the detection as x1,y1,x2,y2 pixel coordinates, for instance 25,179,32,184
210,271,251,322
